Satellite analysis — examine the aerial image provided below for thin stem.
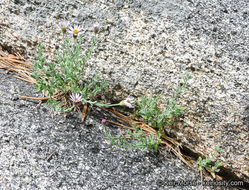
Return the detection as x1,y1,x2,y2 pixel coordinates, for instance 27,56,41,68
82,97,121,108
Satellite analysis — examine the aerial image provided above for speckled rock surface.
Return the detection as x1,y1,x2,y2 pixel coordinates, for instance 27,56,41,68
0,0,248,184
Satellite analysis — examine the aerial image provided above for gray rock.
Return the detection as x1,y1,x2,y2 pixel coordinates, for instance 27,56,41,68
0,0,248,187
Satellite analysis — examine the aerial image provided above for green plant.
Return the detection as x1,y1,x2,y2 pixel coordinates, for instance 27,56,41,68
105,124,161,152
197,146,222,189
135,72,190,131
197,145,223,174
104,73,190,152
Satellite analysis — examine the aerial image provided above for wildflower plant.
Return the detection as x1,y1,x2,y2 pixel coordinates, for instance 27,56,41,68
31,20,191,156
135,72,191,132
31,22,119,112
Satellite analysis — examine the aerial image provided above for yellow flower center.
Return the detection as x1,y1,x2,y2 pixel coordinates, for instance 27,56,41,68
73,29,79,34
74,98,77,102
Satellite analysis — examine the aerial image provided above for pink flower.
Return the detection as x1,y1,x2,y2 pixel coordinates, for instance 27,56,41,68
101,119,107,125
69,93,82,103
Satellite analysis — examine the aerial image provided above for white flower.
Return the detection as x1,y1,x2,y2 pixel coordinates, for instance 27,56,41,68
68,25,84,38
120,95,135,108
69,93,82,103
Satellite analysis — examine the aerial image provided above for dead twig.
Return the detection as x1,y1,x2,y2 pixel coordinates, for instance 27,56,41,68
19,96,49,101
81,104,88,122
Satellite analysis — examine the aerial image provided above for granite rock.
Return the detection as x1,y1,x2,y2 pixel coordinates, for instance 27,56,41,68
0,0,248,185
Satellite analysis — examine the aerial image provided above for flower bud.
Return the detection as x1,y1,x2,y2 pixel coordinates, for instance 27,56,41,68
93,23,100,34
60,21,69,34
101,119,107,125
